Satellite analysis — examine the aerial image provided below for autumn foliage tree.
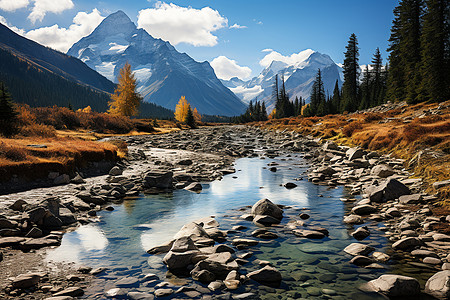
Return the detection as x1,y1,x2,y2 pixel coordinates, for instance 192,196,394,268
108,62,142,116
174,96,201,126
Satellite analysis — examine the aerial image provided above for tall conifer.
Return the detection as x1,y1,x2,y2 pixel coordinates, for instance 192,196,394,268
341,34,360,112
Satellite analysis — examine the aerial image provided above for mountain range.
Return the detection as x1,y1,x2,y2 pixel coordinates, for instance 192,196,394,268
0,23,174,118
67,11,246,117
222,49,343,111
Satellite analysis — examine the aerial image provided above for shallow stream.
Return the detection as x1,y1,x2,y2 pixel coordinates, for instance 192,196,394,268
45,154,436,299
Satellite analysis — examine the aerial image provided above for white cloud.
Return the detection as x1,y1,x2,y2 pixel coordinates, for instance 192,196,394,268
0,0,29,12
0,15,25,35
229,23,246,29
25,9,104,52
28,0,74,23
137,2,227,47
261,48,273,53
210,56,252,80
259,49,315,68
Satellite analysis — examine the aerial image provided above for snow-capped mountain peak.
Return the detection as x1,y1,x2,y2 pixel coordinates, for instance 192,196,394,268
221,49,342,111
67,11,246,116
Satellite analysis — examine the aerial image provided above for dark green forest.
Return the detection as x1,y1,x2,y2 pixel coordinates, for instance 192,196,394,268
0,49,174,119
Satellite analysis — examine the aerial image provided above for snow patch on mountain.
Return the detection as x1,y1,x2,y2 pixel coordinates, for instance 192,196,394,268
222,49,343,111
67,10,245,116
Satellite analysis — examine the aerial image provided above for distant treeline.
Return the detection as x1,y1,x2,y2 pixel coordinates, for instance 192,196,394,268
0,48,174,119
236,0,449,121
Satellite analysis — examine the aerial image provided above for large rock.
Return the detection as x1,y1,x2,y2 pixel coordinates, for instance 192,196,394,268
170,236,198,253
162,250,199,270
147,240,174,254
253,215,281,225
367,275,420,297
346,147,365,161
191,259,238,279
399,194,422,205
392,237,423,251
351,205,377,215
52,287,84,297
173,222,210,241
142,171,173,189
425,270,450,299
343,214,363,224
344,243,375,256
251,199,283,220
369,178,410,203
433,180,450,189
247,266,282,284
371,165,394,178
11,273,43,289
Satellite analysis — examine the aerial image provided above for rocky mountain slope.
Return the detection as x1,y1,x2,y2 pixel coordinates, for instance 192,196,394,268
222,49,342,111
68,11,246,117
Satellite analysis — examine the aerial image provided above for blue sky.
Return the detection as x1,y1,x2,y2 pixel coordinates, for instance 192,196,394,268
0,0,398,80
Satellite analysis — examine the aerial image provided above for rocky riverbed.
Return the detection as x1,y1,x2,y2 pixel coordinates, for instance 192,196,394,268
0,125,449,299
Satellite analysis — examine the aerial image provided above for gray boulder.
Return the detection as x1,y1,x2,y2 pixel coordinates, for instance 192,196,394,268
347,147,365,161
163,250,198,270
253,215,281,225
344,243,375,256
369,178,411,203
11,273,43,289
371,165,394,178
247,266,282,284
142,171,173,189
251,199,283,220
351,204,377,215
351,227,370,240
392,237,423,251
173,222,210,241
367,274,420,297
425,270,450,299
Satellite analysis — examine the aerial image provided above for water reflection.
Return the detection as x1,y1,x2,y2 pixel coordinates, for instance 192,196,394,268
46,157,312,267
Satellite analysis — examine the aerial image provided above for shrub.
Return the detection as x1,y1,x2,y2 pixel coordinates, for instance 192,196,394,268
0,142,28,161
363,113,384,122
342,121,363,137
19,123,56,138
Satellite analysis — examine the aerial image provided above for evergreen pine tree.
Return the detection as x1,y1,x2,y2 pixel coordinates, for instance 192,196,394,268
370,48,384,106
294,97,300,116
261,102,268,121
310,69,327,116
418,0,450,102
359,65,371,110
404,0,425,103
387,5,406,101
331,80,341,114
341,33,360,112
0,82,18,137
185,105,196,128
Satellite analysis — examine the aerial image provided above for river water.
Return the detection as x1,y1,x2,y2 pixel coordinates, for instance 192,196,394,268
45,154,436,299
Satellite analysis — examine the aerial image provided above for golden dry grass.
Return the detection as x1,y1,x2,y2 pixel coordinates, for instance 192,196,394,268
256,100,450,204
0,137,118,181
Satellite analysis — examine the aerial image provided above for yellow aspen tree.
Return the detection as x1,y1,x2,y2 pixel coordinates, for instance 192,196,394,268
174,96,189,122
193,107,201,123
108,62,142,116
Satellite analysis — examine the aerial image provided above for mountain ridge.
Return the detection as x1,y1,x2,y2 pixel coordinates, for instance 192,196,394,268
68,11,246,117
222,49,343,111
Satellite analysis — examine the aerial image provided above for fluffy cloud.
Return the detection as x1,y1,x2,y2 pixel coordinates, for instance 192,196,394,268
210,56,252,80
0,0,29,12
229,23,246,29
259,49,315,68
25,9,104,52
28,0,74,23
0,15,25,34
137,2,227,46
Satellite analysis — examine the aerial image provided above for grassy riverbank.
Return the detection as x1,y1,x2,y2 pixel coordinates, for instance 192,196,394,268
255,100,450,204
